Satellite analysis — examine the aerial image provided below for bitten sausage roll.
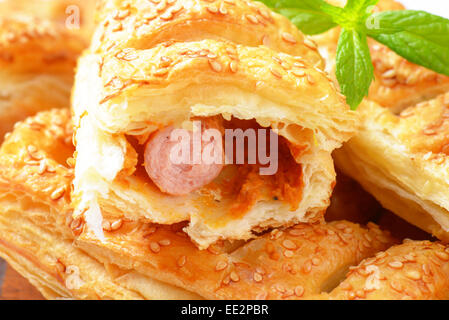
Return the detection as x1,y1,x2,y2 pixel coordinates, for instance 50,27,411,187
5,108,449,300
0,14,85,141
71,0,358,249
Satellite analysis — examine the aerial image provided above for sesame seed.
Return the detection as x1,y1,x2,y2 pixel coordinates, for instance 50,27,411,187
159,239,171,246
270,67,282,78
388,261,403,269
209,59,222,72
229,60,238,73
382,69,396,79
256,267,266,275
230,271,240,282
406,270,421,280
435,251,449,261
303,38,317,49
150,242,161,253
340,282,352,291
246,14,258,24
281,32,297,44
423,128,437,135
219,3,228,14
283,250,294,258
102,220,111,231
282,239,297,250
207,5,218,14
160,11,173,20
177,255,186,267
262,35,270,46
253,273,263,282
258,8,271,21
312,258,320,266
154,68,169,76
215,261,228,271
292,69,305,77
70,218,82,230
110,219,123,231
51,187,65,200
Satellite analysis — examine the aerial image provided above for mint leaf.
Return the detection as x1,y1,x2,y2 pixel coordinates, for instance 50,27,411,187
259,0,336,35
366,10,449,47
277,8,336,35
345,0,379,16
336,29,374,110
371,32,449,76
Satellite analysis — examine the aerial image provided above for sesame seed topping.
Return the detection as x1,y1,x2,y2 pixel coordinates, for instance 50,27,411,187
406,270,421,280
282,239,297,250
294,285,304,297
292,69,306,77
110,219,123,231
209,59,222,72
229,60,238,73
50,187,65,200
281,32,297,44
177,255,186,267
307,74,315,84
283,250,294,258
207,5,218,14
382,69,396,79
159,239,171,246
303,38,317,49
246,14,258,24
150,242,161,253
388,261,403,269
423,128,436,136
230,271,240,282
253,273,263,282
215,261,228,271
435,251,449,261
270,67,282,78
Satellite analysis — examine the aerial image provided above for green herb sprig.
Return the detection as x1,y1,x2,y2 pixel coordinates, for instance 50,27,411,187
259,0,449,110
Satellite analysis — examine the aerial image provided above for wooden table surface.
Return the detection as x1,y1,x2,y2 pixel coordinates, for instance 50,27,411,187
0,258,44,300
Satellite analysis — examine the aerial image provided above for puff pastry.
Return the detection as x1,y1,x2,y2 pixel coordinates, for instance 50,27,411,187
0,108,202,300
0,14,85,142
3,109,449,299
313,0,449,113
335,94,449,242
71,0,358,248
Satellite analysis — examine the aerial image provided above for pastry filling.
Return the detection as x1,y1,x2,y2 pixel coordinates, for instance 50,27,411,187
139,117,304,215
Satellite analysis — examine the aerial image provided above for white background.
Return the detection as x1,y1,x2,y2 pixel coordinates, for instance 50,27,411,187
400,0,449,18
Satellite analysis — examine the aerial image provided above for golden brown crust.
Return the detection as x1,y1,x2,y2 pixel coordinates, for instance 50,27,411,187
334,94,449,242
92,0,323,68
0,109,203,300
327,240,449,300
0,14,85,142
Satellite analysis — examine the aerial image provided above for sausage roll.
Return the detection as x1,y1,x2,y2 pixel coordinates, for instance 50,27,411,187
313,0,449,113
71,0,358,249
0,14,85,141
335,94,449,242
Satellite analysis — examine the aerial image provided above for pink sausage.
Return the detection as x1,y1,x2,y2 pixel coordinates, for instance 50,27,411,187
144,119,224,196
